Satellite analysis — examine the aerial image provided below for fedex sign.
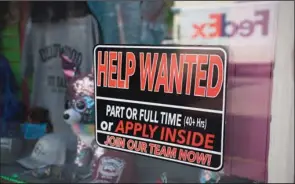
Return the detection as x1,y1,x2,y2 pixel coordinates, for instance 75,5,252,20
192,10,269,38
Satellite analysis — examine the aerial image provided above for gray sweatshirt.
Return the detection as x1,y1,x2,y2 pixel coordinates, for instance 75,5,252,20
21,15,99,136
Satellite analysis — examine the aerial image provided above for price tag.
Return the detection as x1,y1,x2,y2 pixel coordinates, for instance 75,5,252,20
0,138,12,151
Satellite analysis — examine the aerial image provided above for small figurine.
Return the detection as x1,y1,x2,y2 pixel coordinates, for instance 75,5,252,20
63,71,97,167
199,169,222,183
156,172,168,184
61,53,98,172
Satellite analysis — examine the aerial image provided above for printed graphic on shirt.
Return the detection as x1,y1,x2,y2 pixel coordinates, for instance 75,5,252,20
38,44,83,94
39,44,82,66
46,75,67,93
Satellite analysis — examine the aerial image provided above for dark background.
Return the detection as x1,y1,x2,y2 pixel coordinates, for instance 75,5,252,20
97,130,222,170
96,99,223,152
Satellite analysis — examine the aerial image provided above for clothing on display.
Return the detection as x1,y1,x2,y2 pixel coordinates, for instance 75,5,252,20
2,2,272,184
21,123,47,139
140,0,167,44
0,54,24,137
140,21,166,45
0,2,22,86
1,24,22,86
17,133,68,170
27,107,53,134
21,14,100,136
3,2,201,183
87,1,141,44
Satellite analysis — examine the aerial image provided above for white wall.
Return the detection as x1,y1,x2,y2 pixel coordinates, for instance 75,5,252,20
268,1,294,183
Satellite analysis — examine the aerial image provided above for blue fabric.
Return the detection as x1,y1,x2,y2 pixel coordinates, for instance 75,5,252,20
140,21,166,45
87,1,141,44
0,55,22,137
21,123,47,139
119,2,142,44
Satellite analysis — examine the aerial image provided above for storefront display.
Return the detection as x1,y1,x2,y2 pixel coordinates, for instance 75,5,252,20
0,1,293,183
21,2,100,135
17,133,67,169
62,57,136,182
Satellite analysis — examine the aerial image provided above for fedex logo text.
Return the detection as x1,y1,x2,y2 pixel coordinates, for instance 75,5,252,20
192,10,269,38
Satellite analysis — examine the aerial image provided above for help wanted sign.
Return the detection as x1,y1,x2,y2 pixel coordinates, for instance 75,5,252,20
94,45,228,171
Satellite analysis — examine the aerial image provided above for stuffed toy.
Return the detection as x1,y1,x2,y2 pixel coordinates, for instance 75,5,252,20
59,53,97,169
62,69,97,167
61,54,136,183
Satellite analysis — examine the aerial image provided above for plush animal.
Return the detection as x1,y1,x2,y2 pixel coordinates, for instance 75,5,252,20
63,77,98,168
61,55,136,183
60,53,98,168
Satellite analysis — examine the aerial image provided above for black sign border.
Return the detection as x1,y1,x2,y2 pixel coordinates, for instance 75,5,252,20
93,45,228,171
